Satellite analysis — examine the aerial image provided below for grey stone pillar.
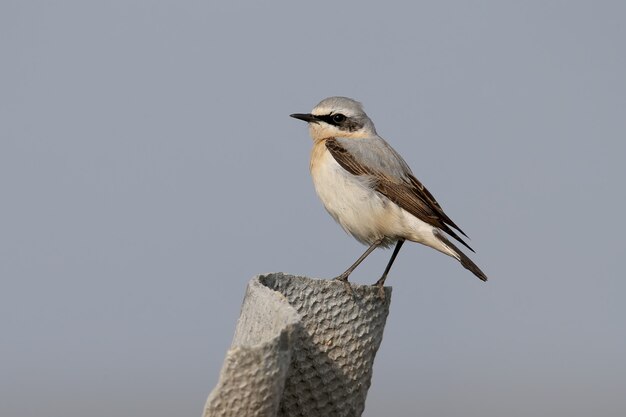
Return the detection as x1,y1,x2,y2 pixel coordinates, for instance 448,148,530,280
204,273,391,417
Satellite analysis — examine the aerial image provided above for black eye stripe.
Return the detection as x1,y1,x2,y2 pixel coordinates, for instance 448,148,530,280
315,113,363,132
317,113,347,126
332,113,346,123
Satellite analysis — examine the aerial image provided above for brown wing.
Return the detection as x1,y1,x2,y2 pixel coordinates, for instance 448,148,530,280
326,138,474,252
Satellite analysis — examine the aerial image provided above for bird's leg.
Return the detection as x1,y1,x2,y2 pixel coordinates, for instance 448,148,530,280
373,239,405,299
335,238,384,293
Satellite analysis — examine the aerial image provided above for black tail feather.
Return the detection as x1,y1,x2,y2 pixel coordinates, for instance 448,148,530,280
443,226,475,253
434,230,488,282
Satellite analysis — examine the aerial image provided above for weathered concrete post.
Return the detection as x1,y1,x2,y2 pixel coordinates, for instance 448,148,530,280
204,273,392,417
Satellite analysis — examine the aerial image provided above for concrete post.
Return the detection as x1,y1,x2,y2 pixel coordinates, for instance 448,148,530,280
204,273,391,417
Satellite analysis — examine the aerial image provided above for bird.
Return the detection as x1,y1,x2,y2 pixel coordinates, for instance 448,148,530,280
290,96,487,297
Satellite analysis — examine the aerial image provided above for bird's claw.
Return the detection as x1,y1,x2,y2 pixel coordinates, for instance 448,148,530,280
372,276,387,301
371,282,386,301
334,274,356,296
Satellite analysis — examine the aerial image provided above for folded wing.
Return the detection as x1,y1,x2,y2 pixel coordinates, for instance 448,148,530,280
326,137,474,252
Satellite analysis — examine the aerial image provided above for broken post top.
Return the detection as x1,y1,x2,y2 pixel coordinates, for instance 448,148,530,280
205,273,392,417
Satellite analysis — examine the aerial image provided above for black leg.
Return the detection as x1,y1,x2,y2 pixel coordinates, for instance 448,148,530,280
373,239,405,298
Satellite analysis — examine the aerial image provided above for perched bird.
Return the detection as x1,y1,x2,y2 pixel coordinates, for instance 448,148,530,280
290,96,487,297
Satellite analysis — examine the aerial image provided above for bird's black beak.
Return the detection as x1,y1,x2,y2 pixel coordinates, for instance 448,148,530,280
290,113,319,123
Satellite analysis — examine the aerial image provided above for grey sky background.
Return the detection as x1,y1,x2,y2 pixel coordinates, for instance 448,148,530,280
2,1,625,416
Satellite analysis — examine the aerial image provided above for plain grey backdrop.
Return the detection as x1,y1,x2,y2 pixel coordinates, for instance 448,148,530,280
2,1,625,416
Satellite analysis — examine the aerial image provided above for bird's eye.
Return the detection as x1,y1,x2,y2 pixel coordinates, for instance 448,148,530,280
332,113,346,123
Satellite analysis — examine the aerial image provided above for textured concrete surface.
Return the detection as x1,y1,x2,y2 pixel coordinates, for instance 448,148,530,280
204,273,392,417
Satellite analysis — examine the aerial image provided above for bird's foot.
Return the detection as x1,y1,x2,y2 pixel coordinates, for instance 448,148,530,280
372,276,387,301
334,274,356,296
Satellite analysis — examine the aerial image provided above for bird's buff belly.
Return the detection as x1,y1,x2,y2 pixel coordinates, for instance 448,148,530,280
311,154,410,247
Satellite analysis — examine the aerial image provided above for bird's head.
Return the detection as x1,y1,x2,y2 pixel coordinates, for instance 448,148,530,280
290,96,377,141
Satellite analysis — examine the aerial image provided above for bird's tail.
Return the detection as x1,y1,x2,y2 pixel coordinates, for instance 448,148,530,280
434,230,488,282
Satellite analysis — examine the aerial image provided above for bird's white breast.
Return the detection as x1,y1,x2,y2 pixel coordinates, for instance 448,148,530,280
310,140,408,247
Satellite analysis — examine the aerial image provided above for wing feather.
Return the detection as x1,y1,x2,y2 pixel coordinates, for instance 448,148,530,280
325,138,474,252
